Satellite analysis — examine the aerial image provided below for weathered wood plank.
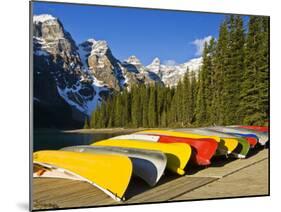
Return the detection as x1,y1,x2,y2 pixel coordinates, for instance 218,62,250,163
125,176,216,203
33,178,116,209
32,175,217,209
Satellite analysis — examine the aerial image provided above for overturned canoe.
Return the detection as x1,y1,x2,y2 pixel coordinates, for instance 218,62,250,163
136,129,237,155
237,125,268,133
33,150,133,201
205,127,259,147
61,145,167,187
227,126,268,145
210,126,268,145
110,134,218,166
176,128,250,158
92,139,192,175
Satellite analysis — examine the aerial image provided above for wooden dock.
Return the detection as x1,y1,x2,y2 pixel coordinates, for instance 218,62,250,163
32,148,269,210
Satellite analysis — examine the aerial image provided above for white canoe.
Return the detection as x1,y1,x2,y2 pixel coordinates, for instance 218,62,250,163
109,134,160,142
61,145,167,187
209,126,268,145
175,128,243,139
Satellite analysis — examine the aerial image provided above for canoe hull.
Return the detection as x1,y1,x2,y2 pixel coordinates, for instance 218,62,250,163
92,139,192,175
210,126,268,145
61,145,167,187
111,133,217,165
176,128,250,157
33,150,133,201
139,129,237,156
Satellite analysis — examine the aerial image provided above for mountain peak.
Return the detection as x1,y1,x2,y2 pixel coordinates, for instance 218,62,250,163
152,57,160,64
33,14,57,24
146,57,161,74
125,55,141,65
149,57,161,66
87,38,97,44
91,40,109,57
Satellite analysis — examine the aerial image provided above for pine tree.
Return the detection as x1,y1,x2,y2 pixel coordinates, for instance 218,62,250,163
195,43,209,126
258,16,269,124
166,87,175,127
239,16,269,125
114,95,122,127
223,15,245,124
121,89,130,127
141,85,149,127
175,80,184,126
204,38,216,125
148,86,157,127
211,21,229,125
131,86,140,127
182,69,192,125
190,71,197,124
83,117,90,129
195,67,206,125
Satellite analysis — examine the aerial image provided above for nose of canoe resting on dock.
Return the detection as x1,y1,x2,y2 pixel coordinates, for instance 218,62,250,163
92,139,192,175
112,134,218,166
135,130,238,157
61,145,167,187
33,150,133,201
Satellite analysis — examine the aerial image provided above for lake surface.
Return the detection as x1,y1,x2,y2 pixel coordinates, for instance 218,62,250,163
33,130,132,151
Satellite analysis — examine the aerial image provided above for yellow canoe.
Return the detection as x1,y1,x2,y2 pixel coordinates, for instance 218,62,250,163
92,139,191,175
136,130,238,155
33,150,133,201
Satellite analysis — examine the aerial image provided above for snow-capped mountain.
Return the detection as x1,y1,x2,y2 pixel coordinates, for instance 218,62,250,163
33,14,202,128
146,57,202,87
33,14,110,119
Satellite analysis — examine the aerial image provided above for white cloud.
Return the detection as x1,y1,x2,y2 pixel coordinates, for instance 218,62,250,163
163,59,177,66
191,35,212,56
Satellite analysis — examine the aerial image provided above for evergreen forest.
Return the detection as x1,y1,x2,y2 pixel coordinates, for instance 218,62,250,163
86,15,269,129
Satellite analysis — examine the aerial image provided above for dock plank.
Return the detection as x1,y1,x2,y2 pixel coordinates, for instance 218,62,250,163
125,176,216,203
33,178,116,209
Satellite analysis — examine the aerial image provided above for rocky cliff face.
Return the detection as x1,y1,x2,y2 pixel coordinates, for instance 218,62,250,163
121,55,163,89
78,39,124,91
33,14,110,128
32,14,202,128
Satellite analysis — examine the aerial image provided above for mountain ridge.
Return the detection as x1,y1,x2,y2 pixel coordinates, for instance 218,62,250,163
33,14,202,128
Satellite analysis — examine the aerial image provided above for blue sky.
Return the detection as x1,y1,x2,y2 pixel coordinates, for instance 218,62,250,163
33,2,236,65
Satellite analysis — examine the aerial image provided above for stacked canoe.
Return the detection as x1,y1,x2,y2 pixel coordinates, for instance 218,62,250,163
33,125,269,202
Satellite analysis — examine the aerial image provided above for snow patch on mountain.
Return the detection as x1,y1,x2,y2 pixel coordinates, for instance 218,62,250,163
147,57,161,75
33,14,57,24
146,57,202,87
57,80,107,116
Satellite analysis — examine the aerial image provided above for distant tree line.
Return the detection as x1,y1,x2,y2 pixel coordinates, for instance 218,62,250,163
85,15,269,129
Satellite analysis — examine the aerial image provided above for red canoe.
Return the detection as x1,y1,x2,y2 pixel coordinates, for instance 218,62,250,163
142,134,218,166
238,126,268,133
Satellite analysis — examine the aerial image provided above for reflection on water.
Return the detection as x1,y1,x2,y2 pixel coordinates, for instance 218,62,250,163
33,131,128,151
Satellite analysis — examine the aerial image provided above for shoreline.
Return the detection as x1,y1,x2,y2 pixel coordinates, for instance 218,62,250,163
34,127,172,134
62,128,147,134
